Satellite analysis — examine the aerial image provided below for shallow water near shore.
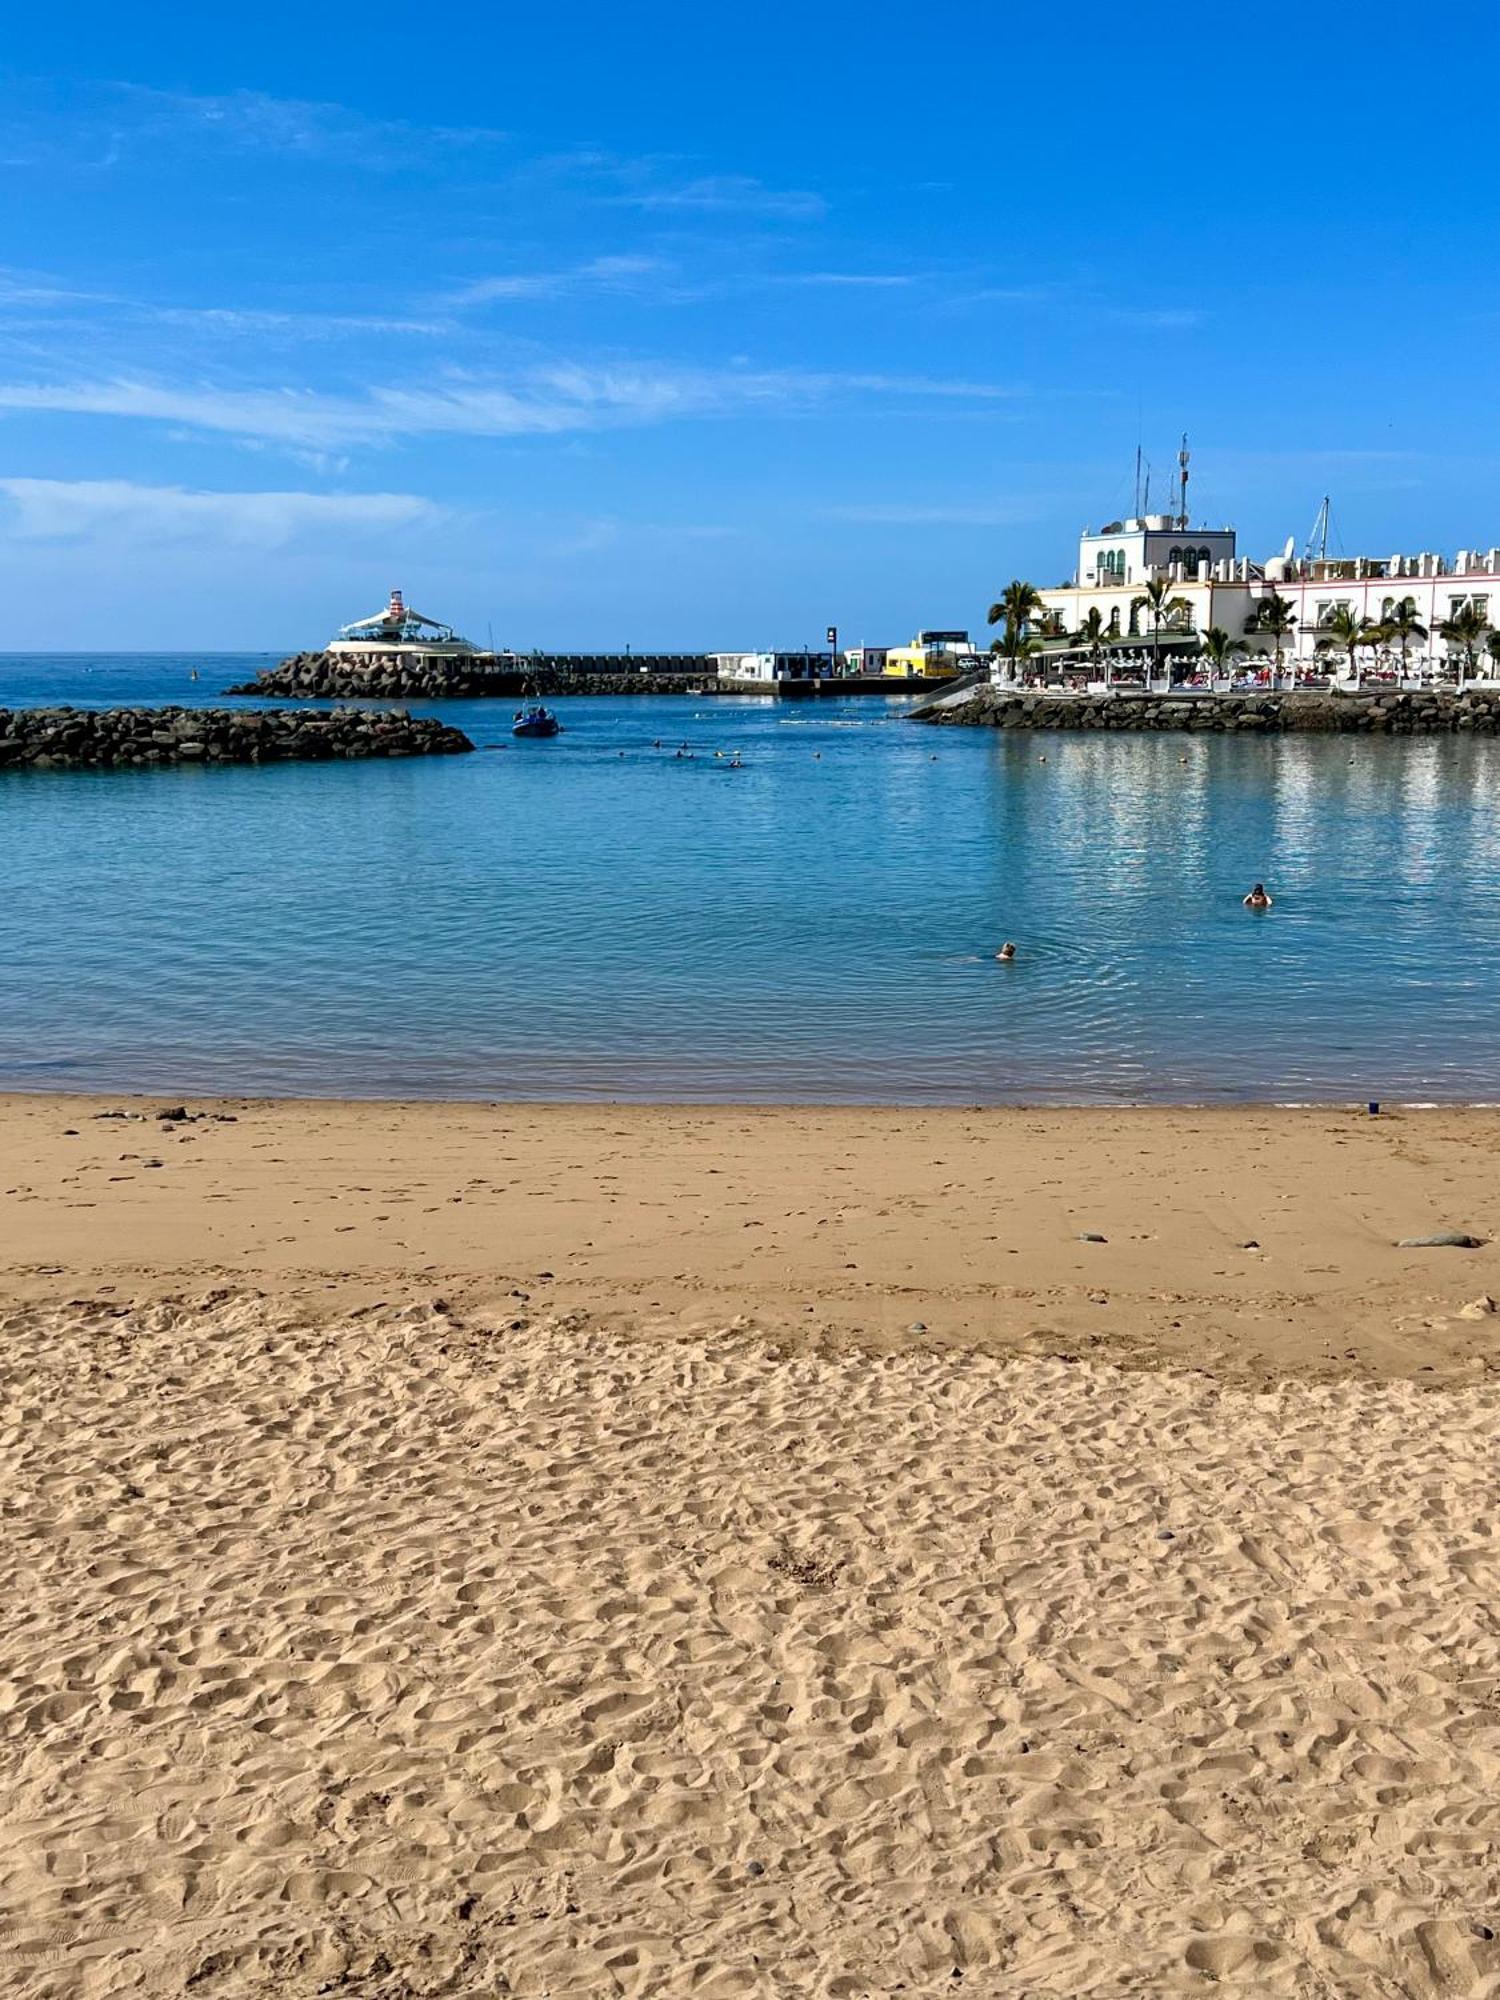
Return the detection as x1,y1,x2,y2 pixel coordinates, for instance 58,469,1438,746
2,652,1499,1103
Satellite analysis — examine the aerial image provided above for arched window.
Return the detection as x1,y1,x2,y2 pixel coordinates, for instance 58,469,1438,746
1169,546,1183,568
1197,546,1212,571
1182,549,1199,578
1108,606,1120,634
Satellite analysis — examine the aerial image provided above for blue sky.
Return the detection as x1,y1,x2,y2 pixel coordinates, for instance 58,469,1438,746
2,0,1497,650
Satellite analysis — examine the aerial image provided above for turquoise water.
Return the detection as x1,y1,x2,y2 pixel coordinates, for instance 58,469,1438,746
2,653,1498,1102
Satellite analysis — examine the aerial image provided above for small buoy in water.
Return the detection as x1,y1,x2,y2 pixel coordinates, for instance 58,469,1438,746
1038,754,1047,763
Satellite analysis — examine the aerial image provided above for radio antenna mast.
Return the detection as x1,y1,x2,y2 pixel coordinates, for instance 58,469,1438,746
1177,434,1190,530
1134,444,1143,519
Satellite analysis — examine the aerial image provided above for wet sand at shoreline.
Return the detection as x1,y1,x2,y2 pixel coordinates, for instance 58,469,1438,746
4,1095,1500,1383
1,1097,1498,1994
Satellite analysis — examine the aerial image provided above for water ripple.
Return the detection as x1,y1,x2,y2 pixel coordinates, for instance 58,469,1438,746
1,657,1499,1101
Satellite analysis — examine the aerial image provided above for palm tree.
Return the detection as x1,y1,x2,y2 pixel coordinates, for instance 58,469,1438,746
1486,629,1500,680
1439,601,1489,687
1199,626,1246,680
1319,604,1384,685
1130,576,1192,688
1072,606,1111,673
986,580,1046,681
1244,592,1297,682
1382,597,1427,677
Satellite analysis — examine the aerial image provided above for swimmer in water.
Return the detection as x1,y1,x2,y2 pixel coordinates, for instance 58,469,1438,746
995,941,1017,962
1243,883,1273,909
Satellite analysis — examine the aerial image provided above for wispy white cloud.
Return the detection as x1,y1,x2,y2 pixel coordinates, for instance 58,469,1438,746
772,272,918,289
145,304,455,339
0,260,453,341
0,363,1022,450
112,84,510,166
0,265,108,308
942,283,1070,309
617,173,826,219
1106,306,1206,330
453,263,920,311
816,372,1020,402
527,152,827,221
450,255,667,305
0,477,442,547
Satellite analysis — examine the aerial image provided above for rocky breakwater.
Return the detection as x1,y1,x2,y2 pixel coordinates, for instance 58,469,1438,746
921,687,1500,735
226,653,704,699
0,706,474,771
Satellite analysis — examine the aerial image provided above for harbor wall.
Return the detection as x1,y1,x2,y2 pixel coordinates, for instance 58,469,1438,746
919,688,1500,734
0,707,474,770
225,653,706,699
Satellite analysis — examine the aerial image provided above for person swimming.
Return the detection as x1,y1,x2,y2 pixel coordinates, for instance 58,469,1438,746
1243,883,1273,909
995,941,1017,962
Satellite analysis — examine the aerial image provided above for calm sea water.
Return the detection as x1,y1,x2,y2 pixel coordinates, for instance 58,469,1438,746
1,652,1497,1102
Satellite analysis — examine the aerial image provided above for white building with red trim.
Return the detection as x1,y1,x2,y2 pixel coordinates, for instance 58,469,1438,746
328,589,480,660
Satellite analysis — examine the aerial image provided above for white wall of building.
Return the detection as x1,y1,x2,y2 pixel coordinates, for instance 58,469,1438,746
1078,517,1238,588
1032,530,1500,667
1284,571,1497,659
1035,580,1259,648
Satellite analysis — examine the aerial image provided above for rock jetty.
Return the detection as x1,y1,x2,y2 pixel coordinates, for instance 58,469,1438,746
226,653,703,700
0,706,474,770
920,688,1500,735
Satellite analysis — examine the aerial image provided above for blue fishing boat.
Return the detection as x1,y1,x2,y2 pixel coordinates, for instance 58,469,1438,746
512,704,561,739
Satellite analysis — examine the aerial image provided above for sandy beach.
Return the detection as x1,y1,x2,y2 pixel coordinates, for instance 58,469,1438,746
2,1097,1498,1996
